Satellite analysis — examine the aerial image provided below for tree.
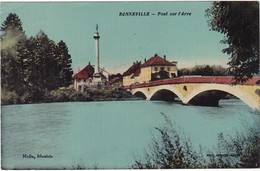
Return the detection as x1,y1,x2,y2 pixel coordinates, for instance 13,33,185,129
18,31,57,91
206,2,259,83
152,70,170,81
1,13,26,95
1,13,23,33
18,32,73,92
1,13,74,103
178,65,228,76
56,40,73,87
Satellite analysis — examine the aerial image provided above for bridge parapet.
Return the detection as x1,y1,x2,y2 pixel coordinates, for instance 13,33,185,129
123,76,260,90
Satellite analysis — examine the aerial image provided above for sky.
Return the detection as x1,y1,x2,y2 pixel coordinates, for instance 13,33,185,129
1,1,230,74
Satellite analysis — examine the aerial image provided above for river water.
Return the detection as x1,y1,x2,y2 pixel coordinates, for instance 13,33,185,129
1,100,259,169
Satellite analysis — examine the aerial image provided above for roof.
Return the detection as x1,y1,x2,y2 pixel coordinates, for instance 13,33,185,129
123,61,142,76
73,64,94,79
142,55,175,67
93,72,107,79
109,77,122,84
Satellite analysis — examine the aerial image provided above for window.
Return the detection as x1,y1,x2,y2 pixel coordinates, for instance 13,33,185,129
154,67,158,71
160,67,165,71
167,67,170,71
78,85,82,91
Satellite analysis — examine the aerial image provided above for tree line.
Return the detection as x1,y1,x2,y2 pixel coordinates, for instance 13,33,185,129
1,13,73,102
178,65,228,76
149,65,229,81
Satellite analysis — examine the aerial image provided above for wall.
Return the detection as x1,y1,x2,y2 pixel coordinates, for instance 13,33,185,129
140,67,152,82
73,78,93,91
123,75,140,86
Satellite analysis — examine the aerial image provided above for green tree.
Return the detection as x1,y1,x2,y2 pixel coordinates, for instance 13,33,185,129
1,13,74,103
18,31,58,91
0,13,23,32
17,36,40,100
206,2,259,83
1,13,26,95
178,65,228,76
18,32,73,93
152,70,170,81
56,40,73,87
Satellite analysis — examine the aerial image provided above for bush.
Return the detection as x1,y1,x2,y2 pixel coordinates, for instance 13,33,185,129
49,89,93,102
1,91,20,105
240,136,260,168
133,112,260,169
1,87,134,105
132,112,205,169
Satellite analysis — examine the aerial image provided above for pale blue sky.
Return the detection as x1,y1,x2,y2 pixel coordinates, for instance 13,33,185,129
1,2,230,74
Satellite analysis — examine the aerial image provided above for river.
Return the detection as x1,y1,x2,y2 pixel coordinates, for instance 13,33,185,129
1,100,259,169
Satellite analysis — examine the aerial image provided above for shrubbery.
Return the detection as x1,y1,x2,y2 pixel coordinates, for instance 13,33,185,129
133,112,260,169
1,91,20,105
1,88,134,105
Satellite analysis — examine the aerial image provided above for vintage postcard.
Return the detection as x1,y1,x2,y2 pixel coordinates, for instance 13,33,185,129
1,1,259,170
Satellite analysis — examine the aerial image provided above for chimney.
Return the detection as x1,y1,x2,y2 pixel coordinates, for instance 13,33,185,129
144,58,147,62
154,53,158,57
171,61,178,66
164,55,166,60
88,61,90,65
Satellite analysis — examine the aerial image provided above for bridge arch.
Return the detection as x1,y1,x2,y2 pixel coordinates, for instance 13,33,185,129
147,85,185,102
132,89,147,100
183,84,259,110
150,89,179,102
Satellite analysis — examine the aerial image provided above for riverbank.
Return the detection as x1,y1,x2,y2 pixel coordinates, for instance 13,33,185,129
1,88,138,105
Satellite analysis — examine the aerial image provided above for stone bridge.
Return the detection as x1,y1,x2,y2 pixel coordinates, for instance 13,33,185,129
123,76,260,111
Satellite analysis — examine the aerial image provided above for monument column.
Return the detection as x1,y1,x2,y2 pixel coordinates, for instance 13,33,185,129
94,24,100,74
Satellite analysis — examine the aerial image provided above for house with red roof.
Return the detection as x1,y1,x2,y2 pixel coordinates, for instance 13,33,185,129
122,61,142,86
109,77,123,89
72,62,95,91
140,54,178,83
73,62,107,91
122,54,178,86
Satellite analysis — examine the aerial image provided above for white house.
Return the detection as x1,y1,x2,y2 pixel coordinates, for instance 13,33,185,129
73,62,94,92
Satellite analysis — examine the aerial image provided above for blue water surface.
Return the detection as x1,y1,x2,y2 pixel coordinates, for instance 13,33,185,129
1,100,259,169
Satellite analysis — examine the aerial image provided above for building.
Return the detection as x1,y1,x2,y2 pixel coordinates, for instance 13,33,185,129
122,54,178,86
73,62,94,91
140,54,178,82
123,61,142,86
109,77,123,89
